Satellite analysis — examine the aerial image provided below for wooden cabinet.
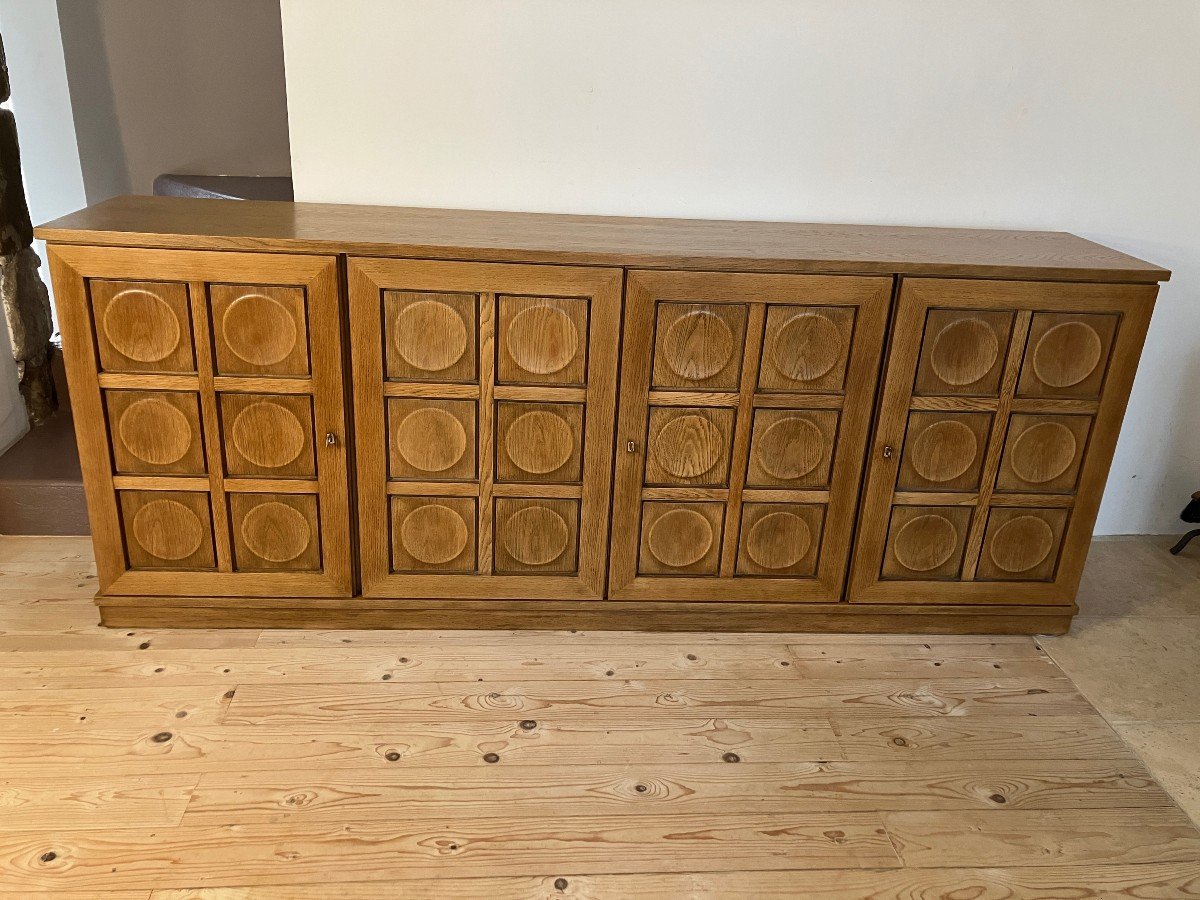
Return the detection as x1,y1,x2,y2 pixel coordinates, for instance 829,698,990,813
608,271,891,601
37,197,1168,632
48,245,354,599
347,258,622,600
848,278,1155,605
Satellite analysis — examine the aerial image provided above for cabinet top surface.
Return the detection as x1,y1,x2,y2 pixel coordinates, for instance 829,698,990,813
36,195,1169,283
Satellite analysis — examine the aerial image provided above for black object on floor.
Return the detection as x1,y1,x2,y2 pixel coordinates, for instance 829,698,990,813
1169,491,1200,556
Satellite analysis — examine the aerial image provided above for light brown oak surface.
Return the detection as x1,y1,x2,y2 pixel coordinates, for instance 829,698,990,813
35,194,1170,282
2,535,1199,896
38,201,1171,632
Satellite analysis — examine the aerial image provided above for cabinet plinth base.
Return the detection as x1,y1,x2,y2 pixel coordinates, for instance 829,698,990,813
96,595,1074,635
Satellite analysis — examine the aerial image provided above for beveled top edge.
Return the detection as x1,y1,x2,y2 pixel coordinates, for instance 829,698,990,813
35,195,1170,283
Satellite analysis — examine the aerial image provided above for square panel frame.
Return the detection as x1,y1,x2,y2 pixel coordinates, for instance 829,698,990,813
105,388,207,476
608,269,893,602
90,279,196,374
848,277,1156,606
50,244,353,598
348,257,623,601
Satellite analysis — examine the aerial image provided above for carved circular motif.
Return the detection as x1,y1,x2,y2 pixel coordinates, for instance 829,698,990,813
504,410,574,475
756,416,824,481
647,508,714,568
746,511,812,570
221,294,298,366
241,501,311,563
989,515,1055,574
231,401,307,469
929,318,999,387
1032,322,1103,388
395,408,468,473
103,289,181,363
1009,422,1078,485
131,499,204,562
394,300,468,372
892,514,960,573
503,505,570,566
908,419,979,483
662,310,735,381
118,399,192,466
653,414,724,480
507,305,579,375
400,503,469,565
771,313,842,383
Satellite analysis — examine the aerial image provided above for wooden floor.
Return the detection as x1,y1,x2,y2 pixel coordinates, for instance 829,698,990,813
3,536,1200,897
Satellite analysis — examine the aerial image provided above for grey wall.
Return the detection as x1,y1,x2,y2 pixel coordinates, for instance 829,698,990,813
57,0,291,201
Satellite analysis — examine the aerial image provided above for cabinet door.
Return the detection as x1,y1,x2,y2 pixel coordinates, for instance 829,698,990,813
49,246,353,597
348,258,621,600
848,278,1155,605
608,271,891,602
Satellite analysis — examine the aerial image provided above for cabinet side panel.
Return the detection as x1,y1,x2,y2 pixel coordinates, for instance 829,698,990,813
47,247,128,591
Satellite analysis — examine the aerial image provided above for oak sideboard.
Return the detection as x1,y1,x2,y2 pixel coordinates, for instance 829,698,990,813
36,196,1169,633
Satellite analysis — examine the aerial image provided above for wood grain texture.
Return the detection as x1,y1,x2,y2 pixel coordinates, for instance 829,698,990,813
47,245,354,602
849,277,1157,606
883,807,1200,868
35,195,1171,282
0,814,899,890
0,775,197,831
831,715,1135,761
95,597,1075,634
0,685,235,730
248,629,1039,647
609,270,891,603
45,199,1165,633
348,258,622,601
221,677,1092,725
0,645,1064,689
2,535,1198,894
145,865,1200,899
180,759,1169,825
0,719,844,777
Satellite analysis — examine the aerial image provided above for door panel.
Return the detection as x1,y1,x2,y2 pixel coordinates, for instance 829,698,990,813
90,279,196,373
913,309,1014,398
848,278,1156,605
104,389,207,476
49,246,353,597
609,271,892,602
349,258,622,600
209,284,311,377
218,393,317,478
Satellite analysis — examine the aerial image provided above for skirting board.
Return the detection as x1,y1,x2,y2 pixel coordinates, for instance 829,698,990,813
96,595,1076,635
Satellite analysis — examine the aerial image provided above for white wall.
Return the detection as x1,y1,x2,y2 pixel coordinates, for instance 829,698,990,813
0,0,89,450
57,0,291,200
0,1,87,226
292,1,1193,533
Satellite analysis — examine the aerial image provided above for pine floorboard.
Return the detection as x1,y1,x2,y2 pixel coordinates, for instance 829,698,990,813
1,535,1198,896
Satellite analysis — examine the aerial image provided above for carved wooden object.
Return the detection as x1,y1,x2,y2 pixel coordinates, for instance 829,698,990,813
36,197,1167,632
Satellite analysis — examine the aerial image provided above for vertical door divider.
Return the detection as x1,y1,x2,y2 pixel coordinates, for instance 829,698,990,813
189,279,234,572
